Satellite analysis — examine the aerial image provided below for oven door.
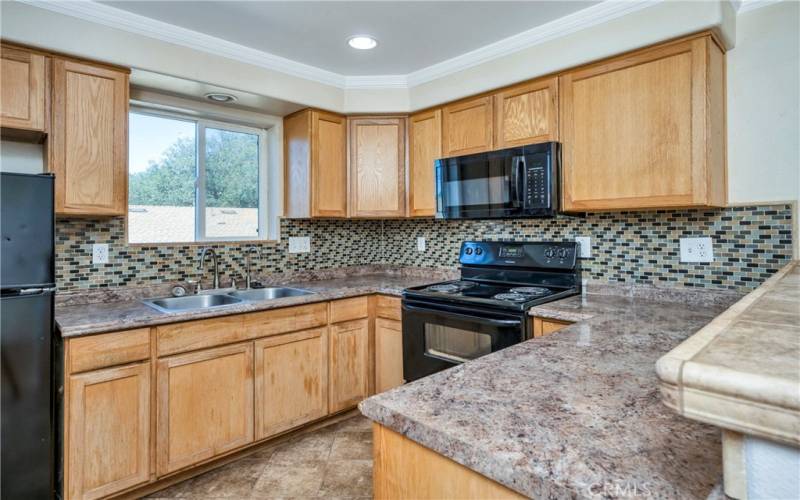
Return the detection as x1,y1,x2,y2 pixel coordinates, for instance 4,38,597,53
402,300,525,382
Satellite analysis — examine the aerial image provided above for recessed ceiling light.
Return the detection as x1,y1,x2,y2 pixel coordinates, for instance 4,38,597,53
204,92,237,103
347,35,378,50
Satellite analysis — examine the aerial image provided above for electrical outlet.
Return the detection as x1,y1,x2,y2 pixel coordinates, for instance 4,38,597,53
92,243,109,264
288,236,310,253
574,236,591,258
417,237,426,252
680,237,714,263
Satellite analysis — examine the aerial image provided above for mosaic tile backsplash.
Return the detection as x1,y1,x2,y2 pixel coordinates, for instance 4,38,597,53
56,204,793,293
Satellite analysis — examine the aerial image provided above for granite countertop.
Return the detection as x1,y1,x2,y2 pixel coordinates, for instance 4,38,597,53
657,261,799,446
359,289,741,499
56,270,445,337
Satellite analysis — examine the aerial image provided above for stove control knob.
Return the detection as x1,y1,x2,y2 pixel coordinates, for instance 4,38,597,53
465,247,473,255
544,248,555,259
558,248,568,259
474,247,483,256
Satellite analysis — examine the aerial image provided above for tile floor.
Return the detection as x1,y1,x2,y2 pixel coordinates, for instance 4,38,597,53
147,415,373,499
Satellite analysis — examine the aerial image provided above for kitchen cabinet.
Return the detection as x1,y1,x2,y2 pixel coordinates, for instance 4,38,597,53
254,327,328,440
494,77,557,148
532,317,573,337
442,95,493,157
284,108,347,218
375,318,403,393
329,318,370,413
0,44,47,136
348,117,406,217
560,34,726,211
156,343,254,475
66,363,150,500
50,58,129,216
408,109,441,217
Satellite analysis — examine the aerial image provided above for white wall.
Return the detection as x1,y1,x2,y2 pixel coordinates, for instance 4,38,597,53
0,140,45,174
726,1,800,256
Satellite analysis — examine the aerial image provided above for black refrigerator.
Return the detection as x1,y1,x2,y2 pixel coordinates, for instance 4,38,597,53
1,172,56,499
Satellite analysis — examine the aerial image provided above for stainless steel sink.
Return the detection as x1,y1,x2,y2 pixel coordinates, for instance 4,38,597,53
226,287,314,301
142,293,243,313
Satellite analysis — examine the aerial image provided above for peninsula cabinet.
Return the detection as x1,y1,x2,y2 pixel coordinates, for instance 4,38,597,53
254,327,328,440
283,108,348,218
0,44,47,137
408,109,442,217
560,34,726,211
442,95,494,156
156,343,254,475
494,76,558,148
50,58,129,216
66,362,150,500
348,117,406,217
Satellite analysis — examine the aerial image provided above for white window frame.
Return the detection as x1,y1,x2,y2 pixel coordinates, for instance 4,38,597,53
129,107,269,243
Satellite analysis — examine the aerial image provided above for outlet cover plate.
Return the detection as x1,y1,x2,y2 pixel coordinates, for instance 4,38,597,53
92,243,109,264
417,237,426,252
288,237,311,253
680,237,714,263
575,236,591,258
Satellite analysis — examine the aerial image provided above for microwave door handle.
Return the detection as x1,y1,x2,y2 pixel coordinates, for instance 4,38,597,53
511,156,524,208
403,304,521,327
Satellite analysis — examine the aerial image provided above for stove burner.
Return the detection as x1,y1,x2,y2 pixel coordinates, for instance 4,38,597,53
426,281,476,294
492,293,531,302
510,286,551,296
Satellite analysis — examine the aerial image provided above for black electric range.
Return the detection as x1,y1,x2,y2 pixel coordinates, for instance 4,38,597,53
402,240,581,382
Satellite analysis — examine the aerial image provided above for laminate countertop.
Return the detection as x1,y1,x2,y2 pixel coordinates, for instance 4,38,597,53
359,288,742,499
55,270,445,337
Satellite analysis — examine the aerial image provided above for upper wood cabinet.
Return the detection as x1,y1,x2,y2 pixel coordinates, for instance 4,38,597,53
349,117,406,218
494,77,557,148
156,343,254,475
0,45,47,135
442,96,493,157
66,362,150,500
50,58,129,216
254,328,329,440
328,318,369,413
560,35,726,211
408,109,441,217
284,109,348,218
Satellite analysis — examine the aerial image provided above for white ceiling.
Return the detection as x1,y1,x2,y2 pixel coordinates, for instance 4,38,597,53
100,1,598,76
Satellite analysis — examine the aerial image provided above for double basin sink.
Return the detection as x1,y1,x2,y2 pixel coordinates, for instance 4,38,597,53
142,287,314,314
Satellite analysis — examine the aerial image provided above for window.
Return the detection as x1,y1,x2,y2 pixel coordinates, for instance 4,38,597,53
128,110,268,243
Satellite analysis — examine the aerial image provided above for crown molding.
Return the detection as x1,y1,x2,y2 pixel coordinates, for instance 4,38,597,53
736,0,784,14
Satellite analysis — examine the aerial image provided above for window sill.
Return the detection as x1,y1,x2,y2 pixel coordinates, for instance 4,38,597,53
126,239,280,247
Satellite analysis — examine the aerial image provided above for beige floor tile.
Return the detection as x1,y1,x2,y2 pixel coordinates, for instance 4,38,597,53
251,463,325,498
330,432,373,460
318,459,373,498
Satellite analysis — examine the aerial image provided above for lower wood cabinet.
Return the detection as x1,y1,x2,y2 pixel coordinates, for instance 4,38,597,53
66,363,150,500
156,343,254,475
254,328,328,440
375,318,404,393
329,318,370,413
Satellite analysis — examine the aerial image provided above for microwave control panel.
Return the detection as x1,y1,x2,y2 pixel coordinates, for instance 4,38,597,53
524,155,551,209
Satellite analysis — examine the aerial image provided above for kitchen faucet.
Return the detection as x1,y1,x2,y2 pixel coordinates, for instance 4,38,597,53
197,247,220,290
245,246,261,289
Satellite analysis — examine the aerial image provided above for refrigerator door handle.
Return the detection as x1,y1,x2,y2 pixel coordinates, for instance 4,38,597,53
17,287,57,295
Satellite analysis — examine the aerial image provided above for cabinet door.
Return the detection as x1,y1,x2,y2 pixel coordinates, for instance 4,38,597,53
157,343,254,475
494,77,557,148
532,317,573,337
0,45,46,132
254,328,328,440
329,318,369,413
375,318,403,393
408,109,441,217
560,36,726,211
66,363,150,500
349,117,406,218
311,110,347,217
442,96,493,157
50,58,129,216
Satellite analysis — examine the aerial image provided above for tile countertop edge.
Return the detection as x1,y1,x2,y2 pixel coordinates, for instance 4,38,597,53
56,284,402,337
655,261,800,446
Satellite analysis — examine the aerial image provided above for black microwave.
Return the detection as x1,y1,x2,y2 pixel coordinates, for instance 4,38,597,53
435,142,559,219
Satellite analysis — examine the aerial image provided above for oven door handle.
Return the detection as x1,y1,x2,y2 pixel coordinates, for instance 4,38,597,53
402,304,522,327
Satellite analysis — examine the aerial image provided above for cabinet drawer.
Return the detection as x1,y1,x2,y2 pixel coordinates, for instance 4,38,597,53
68,328,150,373
157,314,245,357
376,295,401,321
330,296,369,323
244,302,327,338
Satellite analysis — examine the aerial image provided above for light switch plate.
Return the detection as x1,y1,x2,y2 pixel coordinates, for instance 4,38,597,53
288,236,311,253
680,237,714,263
574,236,591,258
92,243,109,264
417,237,426,252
